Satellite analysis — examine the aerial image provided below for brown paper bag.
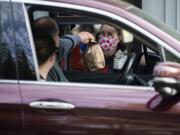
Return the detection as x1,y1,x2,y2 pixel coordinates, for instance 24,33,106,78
83,43,105,71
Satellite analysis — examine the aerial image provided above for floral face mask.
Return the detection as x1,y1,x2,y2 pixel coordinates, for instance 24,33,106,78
99,34,118,50
98,34,119,56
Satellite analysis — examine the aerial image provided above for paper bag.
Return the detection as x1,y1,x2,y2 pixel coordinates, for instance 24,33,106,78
84,43,105,71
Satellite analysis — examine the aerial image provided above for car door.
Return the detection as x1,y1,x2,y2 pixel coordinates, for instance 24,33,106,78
19,1,180,135
0,1,22,134
20,82,180,135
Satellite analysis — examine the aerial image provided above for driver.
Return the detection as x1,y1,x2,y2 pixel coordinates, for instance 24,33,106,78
98,24,127,73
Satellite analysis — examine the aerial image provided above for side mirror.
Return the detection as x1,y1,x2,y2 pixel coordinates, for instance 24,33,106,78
153,77,180,97
147,62,180,111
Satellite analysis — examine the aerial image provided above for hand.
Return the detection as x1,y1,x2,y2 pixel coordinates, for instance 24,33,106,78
78,31,95,44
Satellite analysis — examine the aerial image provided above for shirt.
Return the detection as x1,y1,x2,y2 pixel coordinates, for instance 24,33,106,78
47,35,81,82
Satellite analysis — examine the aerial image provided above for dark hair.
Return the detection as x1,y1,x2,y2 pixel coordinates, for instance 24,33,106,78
34,35,57,65
33,17,59,37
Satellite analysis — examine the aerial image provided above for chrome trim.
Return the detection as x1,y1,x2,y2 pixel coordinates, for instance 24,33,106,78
154,77,177,83
23,4,40,80
30,101,75,110
19,80,154,91
0,80,18,84
160,45,167,61
12,0,180,58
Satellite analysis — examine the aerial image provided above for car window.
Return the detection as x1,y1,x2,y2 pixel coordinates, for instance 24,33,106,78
164,47,180,63
0,2,17,79
12,3,36,80
25,3,178,86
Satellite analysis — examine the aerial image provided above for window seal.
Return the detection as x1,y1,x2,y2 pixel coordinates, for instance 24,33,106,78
23,3,40,81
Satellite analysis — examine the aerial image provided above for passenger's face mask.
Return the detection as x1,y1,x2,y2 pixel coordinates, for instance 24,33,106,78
98,34,119,56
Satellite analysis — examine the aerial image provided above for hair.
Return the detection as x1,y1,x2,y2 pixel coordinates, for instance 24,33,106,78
34,35,57,66
99,24,126,51
100,24,121,37
33,16,59,37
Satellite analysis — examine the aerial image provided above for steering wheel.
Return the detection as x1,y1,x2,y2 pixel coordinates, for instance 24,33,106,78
118,53,136,83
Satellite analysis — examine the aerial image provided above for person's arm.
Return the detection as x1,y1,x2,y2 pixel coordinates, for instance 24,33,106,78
60,32,95,56
59,34,80,56
64,35,81,47
58,32,95,70
57,35,80,63
58,32,95,61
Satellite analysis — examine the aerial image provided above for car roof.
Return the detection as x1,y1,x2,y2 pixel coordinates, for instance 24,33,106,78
48,0,132,8
43,0,134,12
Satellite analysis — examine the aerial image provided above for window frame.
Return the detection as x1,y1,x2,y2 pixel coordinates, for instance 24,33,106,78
22,3,40,80
21,0,178,88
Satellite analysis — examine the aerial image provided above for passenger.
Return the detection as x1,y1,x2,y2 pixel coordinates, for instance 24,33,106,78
34,35,57,80
98,24,127,73
33,17,95,82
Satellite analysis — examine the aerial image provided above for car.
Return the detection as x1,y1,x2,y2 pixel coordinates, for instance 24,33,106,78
0,0,180,134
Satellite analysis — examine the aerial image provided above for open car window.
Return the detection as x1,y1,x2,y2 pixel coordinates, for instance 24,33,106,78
26,3,172,87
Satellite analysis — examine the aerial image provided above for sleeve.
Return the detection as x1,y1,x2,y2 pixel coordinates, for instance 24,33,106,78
62,34,81,47
57,34,81,70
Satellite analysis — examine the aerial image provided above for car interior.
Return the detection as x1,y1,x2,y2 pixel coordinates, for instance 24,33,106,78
27,5,162,86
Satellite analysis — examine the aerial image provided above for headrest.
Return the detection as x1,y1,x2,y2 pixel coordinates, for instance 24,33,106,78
121,29,133,43
71,24,101,36
33,11,49,20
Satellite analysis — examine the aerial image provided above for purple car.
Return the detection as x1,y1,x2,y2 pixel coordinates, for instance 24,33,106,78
0,0,180,135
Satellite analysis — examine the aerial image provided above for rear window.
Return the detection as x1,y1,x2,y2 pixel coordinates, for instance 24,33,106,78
0,2,17,79
12,3,37,80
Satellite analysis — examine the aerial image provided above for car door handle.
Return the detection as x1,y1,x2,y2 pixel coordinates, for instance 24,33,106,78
29,101,75,110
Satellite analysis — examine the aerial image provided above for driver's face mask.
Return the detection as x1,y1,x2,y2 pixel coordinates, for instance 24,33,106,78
98,34,118,57
99,33,127,71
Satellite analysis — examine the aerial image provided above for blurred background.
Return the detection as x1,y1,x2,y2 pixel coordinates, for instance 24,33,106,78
123,0,180,33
